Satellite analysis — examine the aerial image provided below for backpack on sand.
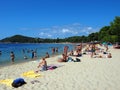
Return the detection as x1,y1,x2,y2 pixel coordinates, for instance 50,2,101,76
12,78,26,88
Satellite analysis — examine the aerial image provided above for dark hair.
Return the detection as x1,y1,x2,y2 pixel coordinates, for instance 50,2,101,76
11,51,13,53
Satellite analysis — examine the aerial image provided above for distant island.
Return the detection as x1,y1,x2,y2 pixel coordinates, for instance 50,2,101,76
0,16,120,43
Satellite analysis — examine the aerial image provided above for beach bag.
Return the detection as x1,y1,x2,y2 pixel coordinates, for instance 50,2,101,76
75,58,81,62
67,57,74,62
12,78,26,88
103,52,107,54
76,54,82,57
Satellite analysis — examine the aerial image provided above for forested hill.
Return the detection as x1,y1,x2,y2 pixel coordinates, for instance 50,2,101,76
0,35,41,43
0,16,120,43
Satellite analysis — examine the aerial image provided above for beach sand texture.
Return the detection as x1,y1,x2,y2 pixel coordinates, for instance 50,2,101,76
0,46,120,90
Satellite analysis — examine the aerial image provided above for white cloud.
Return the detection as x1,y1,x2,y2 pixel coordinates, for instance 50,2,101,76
47,34,52,37
87,27,92,30
19,23,100,38
61,28,78,34
39,32,44,35
39,32,52,38
79,26,100,35
62,29,71,33
38,24,100,38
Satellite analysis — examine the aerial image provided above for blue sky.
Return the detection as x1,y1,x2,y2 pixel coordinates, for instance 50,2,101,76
0,0,120,39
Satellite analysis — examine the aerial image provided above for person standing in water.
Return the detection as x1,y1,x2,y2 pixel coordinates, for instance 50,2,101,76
10,51,15,64
0,50,2,56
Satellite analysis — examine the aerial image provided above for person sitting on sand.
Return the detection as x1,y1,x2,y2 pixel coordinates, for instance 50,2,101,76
58,54,68,62
68,50,74,56
107,53,112,58
36,58,47,72
75,50,82,57
45,52,50,58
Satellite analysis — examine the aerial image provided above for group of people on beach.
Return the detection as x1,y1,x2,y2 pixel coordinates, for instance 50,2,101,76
9,49,37,64
1,42,113,72
35,45,69,72
58,44,83,62
51,47,58,55
57,43,113,63
0,50,15,64
22,49,38,60
8,46,55,64
36,44,83,72
83,43,112,58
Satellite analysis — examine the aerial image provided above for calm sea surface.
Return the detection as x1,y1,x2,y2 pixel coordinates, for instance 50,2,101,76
0,43,74,67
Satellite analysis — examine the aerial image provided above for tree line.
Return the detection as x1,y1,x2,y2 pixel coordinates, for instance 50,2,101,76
0,16,120,43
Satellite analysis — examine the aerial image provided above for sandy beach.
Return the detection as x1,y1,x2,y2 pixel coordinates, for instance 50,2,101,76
0,46,120,90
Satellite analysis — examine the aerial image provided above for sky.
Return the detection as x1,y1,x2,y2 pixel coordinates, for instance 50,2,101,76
0,0,120,39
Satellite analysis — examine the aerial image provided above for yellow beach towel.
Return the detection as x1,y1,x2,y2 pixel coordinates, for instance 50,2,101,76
0,79,13,87
21,70,41,78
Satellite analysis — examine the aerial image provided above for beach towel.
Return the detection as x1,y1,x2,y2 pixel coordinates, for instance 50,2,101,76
0,79,13,87
21,70,41,78
47,65,57,70
47,64,64,70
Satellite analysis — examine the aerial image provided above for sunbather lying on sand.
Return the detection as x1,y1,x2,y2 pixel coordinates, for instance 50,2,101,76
94,53,112,58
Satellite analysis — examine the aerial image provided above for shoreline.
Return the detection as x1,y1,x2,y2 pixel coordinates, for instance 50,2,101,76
0,43,74,68
0,52,62,68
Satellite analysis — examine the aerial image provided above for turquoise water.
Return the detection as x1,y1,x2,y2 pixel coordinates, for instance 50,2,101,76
0,43,74,67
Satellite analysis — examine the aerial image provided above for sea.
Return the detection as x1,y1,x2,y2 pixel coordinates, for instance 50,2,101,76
0,43,74,67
